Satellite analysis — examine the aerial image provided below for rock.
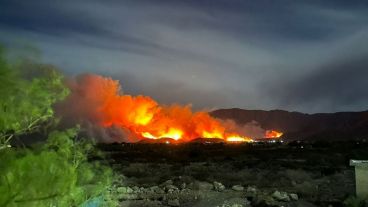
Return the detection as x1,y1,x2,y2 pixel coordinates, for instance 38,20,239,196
213,181,226,192
246,186,257,194
245,186,257,199
150,186,165,194
165,184,179,190
165,184,179,194
180,182,186,189
168,188,178,194
190,181,213,191
272,190,290,202
117,187,125,193
132,186,140,193
252,194,277,207
168,198,180,206
117,186,134,194
232,185,244,191
162,179,174,186
289,193,298,201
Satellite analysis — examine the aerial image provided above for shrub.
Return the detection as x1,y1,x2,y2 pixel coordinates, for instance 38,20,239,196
343,196,366,207
0,46,69,150
0,128,119,207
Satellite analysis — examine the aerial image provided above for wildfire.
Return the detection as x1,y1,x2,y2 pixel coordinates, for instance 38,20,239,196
142,128,183,140
62,74,260,143
226,135,253,143
265,130,283,138
202,131,224,139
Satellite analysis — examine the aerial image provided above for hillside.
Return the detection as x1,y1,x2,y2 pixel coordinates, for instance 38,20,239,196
211,108,368,141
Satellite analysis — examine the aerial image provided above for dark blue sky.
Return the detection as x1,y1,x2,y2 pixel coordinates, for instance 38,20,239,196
1,0,368,113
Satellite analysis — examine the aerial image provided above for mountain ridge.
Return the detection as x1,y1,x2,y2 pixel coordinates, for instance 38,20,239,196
211,108,368,141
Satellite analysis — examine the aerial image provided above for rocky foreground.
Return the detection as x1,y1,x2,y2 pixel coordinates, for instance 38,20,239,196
100,142,368,207
115,178,315,207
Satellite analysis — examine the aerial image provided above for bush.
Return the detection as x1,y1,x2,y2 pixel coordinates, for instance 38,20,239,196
0,46,69,150
0,128,119,207
344,196,366,207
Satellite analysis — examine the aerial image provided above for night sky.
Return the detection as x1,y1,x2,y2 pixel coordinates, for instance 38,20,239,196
1,0,368,113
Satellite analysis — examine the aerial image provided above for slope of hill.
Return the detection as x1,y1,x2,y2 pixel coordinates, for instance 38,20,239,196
211,108,368,141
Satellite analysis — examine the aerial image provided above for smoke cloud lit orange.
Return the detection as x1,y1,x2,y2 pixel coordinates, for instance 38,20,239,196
60,74,254,143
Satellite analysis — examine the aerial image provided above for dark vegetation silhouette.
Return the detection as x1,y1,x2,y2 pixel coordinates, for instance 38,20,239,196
0,46,119,207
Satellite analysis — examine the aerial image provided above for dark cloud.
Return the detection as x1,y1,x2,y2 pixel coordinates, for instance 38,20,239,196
265,37,368,112
1,0,368,112
0,1,102,36
126,0,368,42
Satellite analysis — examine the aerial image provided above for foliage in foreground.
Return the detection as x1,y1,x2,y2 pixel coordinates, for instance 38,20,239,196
0,44,119,206
0,128,119,207
0,46,69,150
344,196,367,207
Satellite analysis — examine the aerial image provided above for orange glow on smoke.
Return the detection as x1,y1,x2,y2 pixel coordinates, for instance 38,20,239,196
64,74,256,143
265,130,283,138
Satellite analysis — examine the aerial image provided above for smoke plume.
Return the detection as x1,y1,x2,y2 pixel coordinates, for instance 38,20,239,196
56,74,254,143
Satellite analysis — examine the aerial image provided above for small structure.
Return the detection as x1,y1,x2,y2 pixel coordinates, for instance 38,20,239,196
350,160,368,199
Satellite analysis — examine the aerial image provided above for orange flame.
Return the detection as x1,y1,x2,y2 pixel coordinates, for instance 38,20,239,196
226,135,253,143
265,130,283,138
142,128,183,140
63,74,255,143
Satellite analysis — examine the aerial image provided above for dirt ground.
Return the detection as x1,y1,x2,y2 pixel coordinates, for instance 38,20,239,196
99,141,368,207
